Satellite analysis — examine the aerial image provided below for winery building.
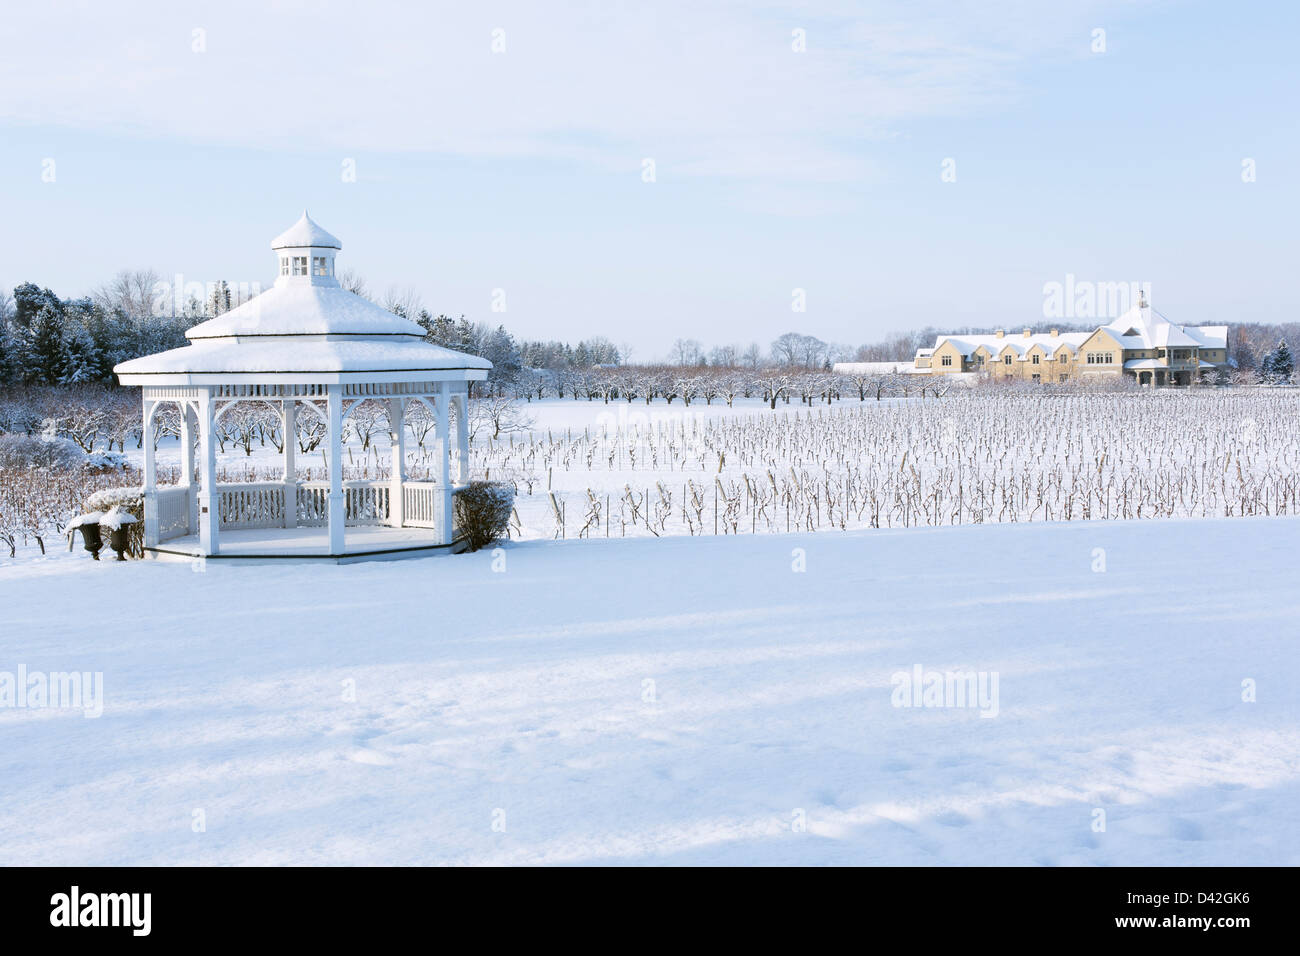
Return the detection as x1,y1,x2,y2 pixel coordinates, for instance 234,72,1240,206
913,296,1230,386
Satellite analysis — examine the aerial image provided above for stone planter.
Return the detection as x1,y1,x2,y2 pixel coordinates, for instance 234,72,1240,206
107,525,131,562
77,523,104,560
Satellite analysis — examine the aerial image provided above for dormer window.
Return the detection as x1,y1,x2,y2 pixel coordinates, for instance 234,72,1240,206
313,256,331,277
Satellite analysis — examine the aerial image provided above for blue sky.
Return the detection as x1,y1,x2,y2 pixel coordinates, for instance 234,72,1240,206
1,0,1296,358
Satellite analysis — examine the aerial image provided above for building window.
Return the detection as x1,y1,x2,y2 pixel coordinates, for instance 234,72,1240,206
313,256,331,277
1059,374,1068,382
292,256,308,276
1032,354,1040,365
1059,353,1068,363
1032,373,1041,383
1003,354,1012,365
1086,352,1114,365
280,257,289,276
941,355,952,367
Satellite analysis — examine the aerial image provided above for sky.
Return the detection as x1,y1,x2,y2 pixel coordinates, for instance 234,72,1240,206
1,0,1296,359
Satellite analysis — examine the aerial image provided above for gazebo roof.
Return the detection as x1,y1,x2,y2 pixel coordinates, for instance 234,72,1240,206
271,210,342,250
116,338,490,376
115,215,490,383
185,282,428,339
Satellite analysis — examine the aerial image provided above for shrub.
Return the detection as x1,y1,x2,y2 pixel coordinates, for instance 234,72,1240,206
0,433,87,470
453,481,515,552
86,450,130,473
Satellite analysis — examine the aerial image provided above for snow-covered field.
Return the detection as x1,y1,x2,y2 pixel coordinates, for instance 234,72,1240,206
94,391,1300,547
2,515,1297,865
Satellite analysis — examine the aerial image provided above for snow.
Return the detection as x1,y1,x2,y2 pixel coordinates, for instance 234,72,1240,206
180,283,428,340
156,525,446,557
96,507,136,530
1102,303,1226,351
61,511,104,532
831,361,926,376
115,335,492,378
937,331,1091,359
269,211,341,250
2,515,1296,865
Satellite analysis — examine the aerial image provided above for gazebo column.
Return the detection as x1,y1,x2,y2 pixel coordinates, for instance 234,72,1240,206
454,390,469,484
197,390,219,555
437,383,453,545
181,403,197,534
141,397,159,547
387,398,406,528
282,399,297,529
327,385,346,554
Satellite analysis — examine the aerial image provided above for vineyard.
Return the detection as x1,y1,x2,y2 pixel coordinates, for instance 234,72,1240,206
3,389,1299,557
499,391,1300,538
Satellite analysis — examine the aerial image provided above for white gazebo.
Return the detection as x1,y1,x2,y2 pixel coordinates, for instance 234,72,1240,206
115,213,490,562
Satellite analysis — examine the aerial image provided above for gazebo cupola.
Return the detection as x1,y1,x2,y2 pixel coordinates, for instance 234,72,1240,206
271,211,341,285
114,214,491,562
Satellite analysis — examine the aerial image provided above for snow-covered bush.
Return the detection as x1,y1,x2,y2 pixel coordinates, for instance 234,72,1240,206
85,450,130,472
0,433,87,470
453,481,515,551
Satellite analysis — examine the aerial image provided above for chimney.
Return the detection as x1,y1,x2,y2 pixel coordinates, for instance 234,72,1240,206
1023,328,1031,337
995,329,1004,338
1050,328,1059,337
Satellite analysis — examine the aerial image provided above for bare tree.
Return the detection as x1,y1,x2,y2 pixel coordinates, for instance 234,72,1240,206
93,268,163,317
337,268,370,299
382,286,423,318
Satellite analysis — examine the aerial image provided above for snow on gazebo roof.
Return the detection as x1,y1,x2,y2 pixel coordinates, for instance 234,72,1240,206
114,215,490,383
271,210,341,250
185,282,428,339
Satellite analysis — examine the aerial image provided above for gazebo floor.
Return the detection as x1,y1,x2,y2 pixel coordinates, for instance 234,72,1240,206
147,526,465,564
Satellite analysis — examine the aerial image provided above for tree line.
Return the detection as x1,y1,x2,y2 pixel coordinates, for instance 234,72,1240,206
2,268,1295,390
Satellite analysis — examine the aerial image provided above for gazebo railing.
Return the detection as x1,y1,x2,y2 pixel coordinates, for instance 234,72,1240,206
402,482,441,529
297,481,389,527
156,485,192,543
218,481,288,530
213,480,417,530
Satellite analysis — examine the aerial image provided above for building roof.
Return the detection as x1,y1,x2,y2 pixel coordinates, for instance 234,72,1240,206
270,211,342,250
1100,300,1227,350
115,215,491,382
934,331,1090,360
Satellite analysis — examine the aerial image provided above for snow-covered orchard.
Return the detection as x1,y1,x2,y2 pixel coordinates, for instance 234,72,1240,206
3,387,1300,558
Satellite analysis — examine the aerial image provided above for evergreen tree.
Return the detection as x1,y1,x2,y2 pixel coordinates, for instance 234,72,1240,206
59,320,102,383
12,283,61,329
1270,340,1293,384
0,319,12,385
22,303,66,384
